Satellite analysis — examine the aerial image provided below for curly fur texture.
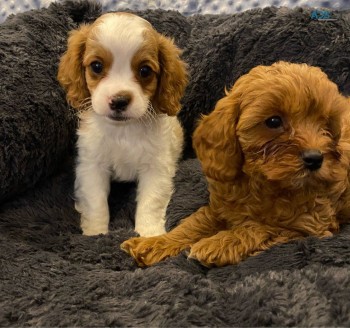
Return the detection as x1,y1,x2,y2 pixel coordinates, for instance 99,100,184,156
122,61,350,267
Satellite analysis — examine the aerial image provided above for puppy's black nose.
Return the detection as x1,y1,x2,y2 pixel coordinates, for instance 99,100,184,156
110,95,131,112
301,149,323,171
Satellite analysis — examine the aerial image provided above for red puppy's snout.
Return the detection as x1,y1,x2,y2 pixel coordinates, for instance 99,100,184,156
301,149,323,171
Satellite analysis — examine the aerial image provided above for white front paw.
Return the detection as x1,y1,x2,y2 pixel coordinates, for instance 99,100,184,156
82,226,109,236
81,216,109,236
135,222,166,237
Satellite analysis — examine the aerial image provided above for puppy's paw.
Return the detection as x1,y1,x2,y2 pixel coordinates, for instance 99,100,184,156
81,217,109,236
82,227,109,236
135,220,166,237
188,237,243,267
121,236,181,267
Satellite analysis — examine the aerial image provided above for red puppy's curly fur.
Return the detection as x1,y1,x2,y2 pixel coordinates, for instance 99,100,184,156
121,61,350,267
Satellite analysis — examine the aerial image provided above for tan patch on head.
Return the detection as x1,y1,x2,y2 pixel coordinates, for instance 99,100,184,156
57,24,93,109
141,29,188,116
131,28,160,104
83,39,113,93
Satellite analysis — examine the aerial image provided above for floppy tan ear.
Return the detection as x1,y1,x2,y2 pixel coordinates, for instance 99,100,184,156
153,34,188,116
57,24,91,109
193,90,243,182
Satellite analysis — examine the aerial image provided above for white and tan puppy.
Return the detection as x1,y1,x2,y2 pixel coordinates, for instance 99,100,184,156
58,13,188,236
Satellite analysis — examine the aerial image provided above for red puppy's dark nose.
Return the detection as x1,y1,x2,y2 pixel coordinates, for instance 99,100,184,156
301,149,323,171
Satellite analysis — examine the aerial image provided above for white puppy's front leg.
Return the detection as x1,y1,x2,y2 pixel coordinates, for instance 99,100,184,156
75,162,111,236
135,170,174,237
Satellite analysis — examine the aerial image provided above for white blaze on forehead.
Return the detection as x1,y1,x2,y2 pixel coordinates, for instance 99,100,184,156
95,13,150,62
90,14,154,119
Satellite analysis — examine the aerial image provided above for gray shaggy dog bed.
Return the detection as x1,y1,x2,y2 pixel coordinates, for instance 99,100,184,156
1,1,350,326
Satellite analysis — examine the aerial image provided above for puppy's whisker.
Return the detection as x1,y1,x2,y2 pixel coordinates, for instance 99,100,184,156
140,102,157,128
139,111,151,128
77,97,93,115
74,98,93,128
78,97,92,108
147,102,157,119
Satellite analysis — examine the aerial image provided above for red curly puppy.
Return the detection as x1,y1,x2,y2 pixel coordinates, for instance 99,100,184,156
121,61,350,267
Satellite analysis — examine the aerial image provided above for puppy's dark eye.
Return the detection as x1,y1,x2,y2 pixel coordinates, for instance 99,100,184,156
265,116,283,129
139,65,153,78
90,61,103,74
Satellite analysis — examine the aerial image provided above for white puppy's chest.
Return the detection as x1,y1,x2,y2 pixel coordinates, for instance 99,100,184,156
77,112,179,182
107,132,155,181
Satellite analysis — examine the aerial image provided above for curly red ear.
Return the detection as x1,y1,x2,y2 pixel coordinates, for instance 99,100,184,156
57,24,91,109
193,91,242,182
153,35,188,116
